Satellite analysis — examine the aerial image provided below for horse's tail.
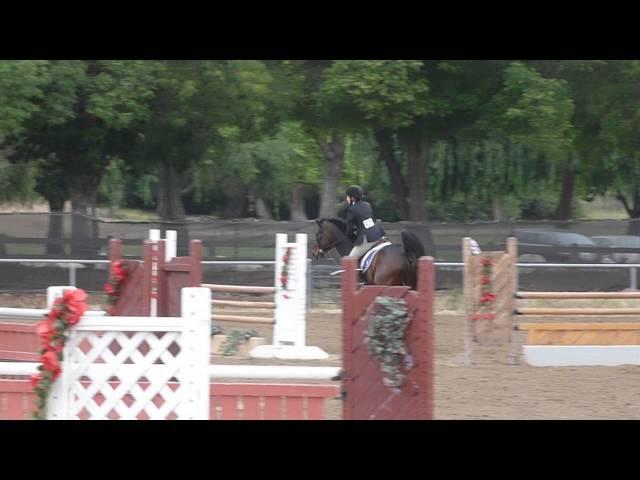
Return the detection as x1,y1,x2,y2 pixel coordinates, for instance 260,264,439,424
401,231,426,288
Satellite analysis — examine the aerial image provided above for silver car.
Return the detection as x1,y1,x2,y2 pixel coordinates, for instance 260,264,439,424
514,230,599,263
592,235,640,263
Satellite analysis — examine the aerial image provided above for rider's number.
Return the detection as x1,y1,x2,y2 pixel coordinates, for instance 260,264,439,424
363,218,375,229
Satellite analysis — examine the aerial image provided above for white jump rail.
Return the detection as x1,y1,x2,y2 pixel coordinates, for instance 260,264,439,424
206,233,328,361
0,285,107,319
0,308,106,319
0,362,342,380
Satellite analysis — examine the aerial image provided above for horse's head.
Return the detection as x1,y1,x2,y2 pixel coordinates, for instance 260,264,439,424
312,218,348,259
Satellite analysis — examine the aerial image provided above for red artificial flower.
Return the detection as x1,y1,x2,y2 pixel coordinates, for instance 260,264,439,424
481,257,493,267
45,338,64,354
36,319,55,341
481,276,491,285
66,313,83,326
64,288,87,304
482,313,495,320
282,255,289,263
111,261,127,282
41,351,61,379
63,289,88,323
104,283,115,295
46,307,62,322
108,306,116,315
471,313,481,321
30,373,43,388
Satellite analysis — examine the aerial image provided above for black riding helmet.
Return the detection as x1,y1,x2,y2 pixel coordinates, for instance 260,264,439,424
346,185,364,201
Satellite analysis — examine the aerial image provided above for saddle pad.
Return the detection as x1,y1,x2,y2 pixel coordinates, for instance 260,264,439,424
360,242,392,273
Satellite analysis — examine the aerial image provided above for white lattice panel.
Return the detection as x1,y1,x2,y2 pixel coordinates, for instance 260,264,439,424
47,288,211,420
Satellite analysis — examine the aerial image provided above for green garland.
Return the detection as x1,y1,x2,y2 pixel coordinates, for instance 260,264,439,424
366,296,413,389
31,289,88,419
221,329,259,356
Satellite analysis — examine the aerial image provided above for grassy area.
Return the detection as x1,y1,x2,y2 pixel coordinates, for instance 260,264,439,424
576,196,628,220
95,208,159,221
5,244,49,256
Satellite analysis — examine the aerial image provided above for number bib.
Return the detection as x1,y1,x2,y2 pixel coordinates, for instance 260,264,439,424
363,218,375,229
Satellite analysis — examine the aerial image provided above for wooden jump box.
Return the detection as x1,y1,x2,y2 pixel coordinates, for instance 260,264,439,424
519,322,640,346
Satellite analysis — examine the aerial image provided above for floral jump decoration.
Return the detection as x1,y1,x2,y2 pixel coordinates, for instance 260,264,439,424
280,246,293,298
366,296,413,390
472,256,496,321
104,260,128,315
31,288,88,419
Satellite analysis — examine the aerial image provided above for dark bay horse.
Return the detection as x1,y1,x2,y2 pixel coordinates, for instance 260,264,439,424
311,218,426,288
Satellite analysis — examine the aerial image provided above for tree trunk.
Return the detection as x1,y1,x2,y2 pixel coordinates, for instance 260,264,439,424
157,158,186,221
621,188,640,235
554,153,576,220
219,176,247,219
255,196,272,220
290,182,308,221
69,175,100,257
491,196,507,221
46,196,66,256
373,127,410,219
400,130,430,222
317,134,345,219
158,222,191,256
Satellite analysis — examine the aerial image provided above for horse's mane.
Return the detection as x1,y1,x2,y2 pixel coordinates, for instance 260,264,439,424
323,217,346,233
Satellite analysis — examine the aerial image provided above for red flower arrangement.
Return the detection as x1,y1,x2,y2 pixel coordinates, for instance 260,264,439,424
280,247,292,291
105,260,128,315
471,256,496,321
31,288,88,419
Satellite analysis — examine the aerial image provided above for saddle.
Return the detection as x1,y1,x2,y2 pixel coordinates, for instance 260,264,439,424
359,238,392,274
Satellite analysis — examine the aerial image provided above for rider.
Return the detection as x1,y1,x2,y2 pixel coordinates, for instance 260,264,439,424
345,185,386,259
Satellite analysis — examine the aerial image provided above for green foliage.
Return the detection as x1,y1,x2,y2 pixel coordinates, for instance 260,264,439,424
87,61,161,130
0,160,40,204
197,121,324,217
97,158,126,214
481,62,575,155
518,196,558,220
5,60,640,222
320,60,431,129
221,329,259,356
427,139,555,220
4,59,163,213
0,61,49,138
341,133,377,187
210,323,224,336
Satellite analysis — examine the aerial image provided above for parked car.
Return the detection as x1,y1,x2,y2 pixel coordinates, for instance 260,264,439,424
591,235,640,263
513,229,599,263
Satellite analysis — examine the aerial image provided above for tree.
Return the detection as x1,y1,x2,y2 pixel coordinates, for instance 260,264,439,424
217,121,323,220
477,61,576,220
4,60,161,255
319,60,517,221
275,60,346,218
0,61,49,140
131,60,274,221
559,61,640,226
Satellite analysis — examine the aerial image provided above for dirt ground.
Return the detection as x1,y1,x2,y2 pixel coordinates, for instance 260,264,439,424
3,292,640,420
